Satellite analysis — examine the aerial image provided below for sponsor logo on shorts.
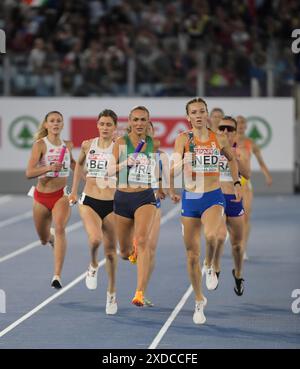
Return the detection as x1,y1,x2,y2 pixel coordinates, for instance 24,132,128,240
239,209,245,216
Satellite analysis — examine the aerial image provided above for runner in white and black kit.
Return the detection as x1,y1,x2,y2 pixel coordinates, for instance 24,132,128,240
69,109,118,315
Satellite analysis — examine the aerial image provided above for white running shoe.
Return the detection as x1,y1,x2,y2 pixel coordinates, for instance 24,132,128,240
193,296,207,325
206,266,219,290
106,292,118,315
85,264,99,290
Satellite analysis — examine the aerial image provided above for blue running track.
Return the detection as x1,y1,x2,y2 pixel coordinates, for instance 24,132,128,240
0,194,299,349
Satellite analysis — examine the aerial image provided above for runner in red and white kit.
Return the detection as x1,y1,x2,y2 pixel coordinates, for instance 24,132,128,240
26,111,75,289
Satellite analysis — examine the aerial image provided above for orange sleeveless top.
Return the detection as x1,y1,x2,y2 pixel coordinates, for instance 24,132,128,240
243,138,252,156
183,130,221,177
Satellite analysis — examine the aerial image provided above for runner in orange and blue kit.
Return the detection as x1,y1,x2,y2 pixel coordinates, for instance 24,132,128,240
169,98,242,324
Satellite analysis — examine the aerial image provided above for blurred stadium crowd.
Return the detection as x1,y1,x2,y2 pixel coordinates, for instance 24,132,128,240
0,0,299,97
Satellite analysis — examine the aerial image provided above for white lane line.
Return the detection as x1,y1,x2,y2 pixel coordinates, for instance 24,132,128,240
148,285,193,349
0,256,103,338
0,221,82,264
160,203,180,225
0,195,13,205
0,204,181,339
148,203,193,349
0,211,32,229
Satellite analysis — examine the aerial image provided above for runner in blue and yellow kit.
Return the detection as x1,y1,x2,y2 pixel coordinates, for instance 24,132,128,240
213,116,251,296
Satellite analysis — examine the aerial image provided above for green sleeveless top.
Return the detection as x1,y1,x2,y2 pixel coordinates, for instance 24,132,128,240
118,134,157,188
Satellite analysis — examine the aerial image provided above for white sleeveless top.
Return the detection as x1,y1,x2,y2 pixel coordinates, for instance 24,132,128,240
219,154,232,182
38,137,71,178
219,144,240,182
85,138,114,179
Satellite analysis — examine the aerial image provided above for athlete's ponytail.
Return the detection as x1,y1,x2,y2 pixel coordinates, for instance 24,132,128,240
34,121,48,141
34,111,63,141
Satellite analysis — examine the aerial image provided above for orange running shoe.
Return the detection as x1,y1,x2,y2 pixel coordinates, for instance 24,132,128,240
128,237,138,264
132,290,144,307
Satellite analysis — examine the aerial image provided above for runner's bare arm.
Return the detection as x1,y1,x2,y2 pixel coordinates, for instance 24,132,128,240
64,140,76,171
70,140,89,199
25,140,55,179
217,133,241,185
252,141,272,186
170,134,186,202
236,148,251,180
107,137,128,176
159,149,170,192
171,134,187,177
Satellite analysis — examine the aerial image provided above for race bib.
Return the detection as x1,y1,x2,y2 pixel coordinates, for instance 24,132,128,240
193,147,220,174
219,155,232,182
86,152,111,178
128,153,158,186
46,152,70,177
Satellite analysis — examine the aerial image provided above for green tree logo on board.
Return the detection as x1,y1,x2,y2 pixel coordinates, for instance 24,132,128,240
9,116,39,149
246,116,272,149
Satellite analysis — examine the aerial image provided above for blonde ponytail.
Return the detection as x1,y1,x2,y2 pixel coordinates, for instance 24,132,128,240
34,120,48,141
34,111,63,141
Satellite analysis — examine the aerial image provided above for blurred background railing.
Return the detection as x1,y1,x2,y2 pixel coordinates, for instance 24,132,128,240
0,0,299,98
1,0,300,194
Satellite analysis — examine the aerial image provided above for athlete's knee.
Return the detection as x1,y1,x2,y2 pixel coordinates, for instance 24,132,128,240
216,232,226,245
53,224,66,236
105,245,117,261
135,235,147,251
105,250,116,263
186,249,200,266
89,236,101,249
149,247,156,260
232,241,243,253
117,238,131,259
205,231,217,246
